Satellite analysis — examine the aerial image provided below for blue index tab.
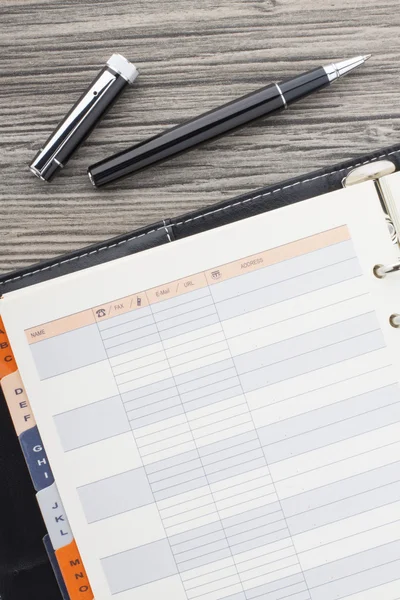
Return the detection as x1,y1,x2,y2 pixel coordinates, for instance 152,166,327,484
43,534,70,600
37,483,73,550
19,425,54,491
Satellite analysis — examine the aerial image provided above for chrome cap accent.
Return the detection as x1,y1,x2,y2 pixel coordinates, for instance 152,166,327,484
275,83,287,109
323,55,371,83
107,54,138,84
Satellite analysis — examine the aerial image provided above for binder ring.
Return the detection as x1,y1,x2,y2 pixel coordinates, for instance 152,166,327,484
373,262,400,279
389,314,400,328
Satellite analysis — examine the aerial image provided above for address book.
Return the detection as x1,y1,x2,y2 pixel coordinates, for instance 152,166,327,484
1,142,400,600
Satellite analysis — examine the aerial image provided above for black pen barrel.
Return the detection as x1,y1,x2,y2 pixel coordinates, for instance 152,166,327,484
88,83,284,187
280,67,330,103
88,67,330,187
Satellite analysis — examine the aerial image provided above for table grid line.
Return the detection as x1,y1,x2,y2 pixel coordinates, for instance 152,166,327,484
35,237,400,599
90,306,192,599
145,296,249,599
207,284,312,600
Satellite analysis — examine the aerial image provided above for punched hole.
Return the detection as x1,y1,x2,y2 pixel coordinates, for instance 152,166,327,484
373,264,385,279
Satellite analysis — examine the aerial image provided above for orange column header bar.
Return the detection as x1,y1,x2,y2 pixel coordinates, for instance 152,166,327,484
24,226,349,343
205,226,350,285
25,310,95,345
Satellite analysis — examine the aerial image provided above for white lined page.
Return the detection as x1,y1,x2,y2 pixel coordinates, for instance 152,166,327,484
2,179,400,600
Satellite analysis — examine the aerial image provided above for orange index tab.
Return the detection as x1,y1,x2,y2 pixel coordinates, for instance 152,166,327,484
55,540,93,600
0,316,16,379
1,370,36,435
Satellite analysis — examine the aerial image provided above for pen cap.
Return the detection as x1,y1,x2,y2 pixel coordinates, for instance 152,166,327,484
29,54,139,182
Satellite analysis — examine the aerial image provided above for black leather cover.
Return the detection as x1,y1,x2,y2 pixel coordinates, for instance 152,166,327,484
1,141,400,599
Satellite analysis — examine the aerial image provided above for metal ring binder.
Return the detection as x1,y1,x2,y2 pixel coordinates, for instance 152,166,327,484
344,160,398,244
344,160,400,328
343,160,396,188
373,262,400,278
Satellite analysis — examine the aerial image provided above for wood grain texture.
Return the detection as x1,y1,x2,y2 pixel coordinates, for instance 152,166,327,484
0,0,399,273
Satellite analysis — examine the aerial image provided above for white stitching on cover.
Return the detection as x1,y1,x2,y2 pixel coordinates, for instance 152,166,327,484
1,149,400,286
163,220,172,243
174,150,400,226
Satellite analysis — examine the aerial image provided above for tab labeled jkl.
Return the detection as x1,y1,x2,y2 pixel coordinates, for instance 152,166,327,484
37,483,73,550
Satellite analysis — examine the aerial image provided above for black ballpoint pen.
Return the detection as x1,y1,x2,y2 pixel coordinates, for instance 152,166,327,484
88,55,371,187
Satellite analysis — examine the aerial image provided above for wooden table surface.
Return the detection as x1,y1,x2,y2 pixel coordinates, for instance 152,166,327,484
1,0,399,274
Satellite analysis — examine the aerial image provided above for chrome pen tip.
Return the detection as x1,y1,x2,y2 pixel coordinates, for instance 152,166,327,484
324,55,372,82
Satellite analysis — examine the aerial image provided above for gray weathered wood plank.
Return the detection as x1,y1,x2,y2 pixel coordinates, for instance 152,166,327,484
0,0,399,273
